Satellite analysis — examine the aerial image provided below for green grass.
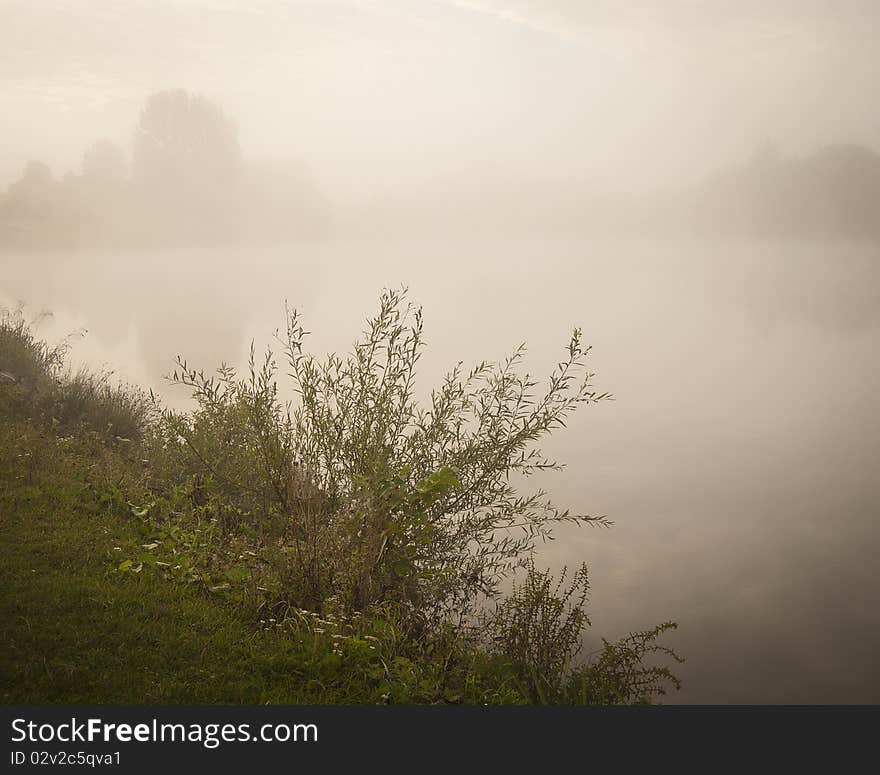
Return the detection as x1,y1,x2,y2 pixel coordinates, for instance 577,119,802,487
0,415,682,706
0,420,358,703
0,420,526,705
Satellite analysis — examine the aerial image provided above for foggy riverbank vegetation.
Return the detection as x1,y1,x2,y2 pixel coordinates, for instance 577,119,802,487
0,295,681,704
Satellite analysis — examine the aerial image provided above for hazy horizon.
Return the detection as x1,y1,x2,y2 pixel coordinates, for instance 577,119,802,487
2,1,879,704
3,1,880,201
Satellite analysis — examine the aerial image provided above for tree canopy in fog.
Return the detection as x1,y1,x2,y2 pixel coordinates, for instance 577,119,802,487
133,90,242,196
0,90,325,248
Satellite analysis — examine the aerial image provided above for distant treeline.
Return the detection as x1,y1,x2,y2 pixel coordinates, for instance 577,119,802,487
3,90,879,246
340,142,880,242
0,90,330,249
692,142,880,241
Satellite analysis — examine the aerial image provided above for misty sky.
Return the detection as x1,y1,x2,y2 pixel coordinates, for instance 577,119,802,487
2,1,879,704
2,0,879,199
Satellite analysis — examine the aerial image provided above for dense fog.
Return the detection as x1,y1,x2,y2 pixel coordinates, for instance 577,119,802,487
2,0,879,702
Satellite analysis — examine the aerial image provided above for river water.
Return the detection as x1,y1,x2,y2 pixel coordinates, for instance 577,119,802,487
3,235,878,702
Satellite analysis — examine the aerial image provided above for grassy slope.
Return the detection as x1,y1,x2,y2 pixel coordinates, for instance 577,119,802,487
0,419,680,706
0,421,332,704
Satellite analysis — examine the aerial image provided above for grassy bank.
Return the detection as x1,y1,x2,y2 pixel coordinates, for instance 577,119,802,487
0,420,349,703
0,419,531,704
0,300,682,704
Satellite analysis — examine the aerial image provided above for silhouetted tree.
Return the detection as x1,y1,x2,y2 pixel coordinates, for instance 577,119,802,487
0,161,58,245
7,161,54,206
1,159,97,247
131,90,243,242
133,90,241,193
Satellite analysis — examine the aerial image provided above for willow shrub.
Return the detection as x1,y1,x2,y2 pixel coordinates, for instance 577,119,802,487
157,288,614,625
